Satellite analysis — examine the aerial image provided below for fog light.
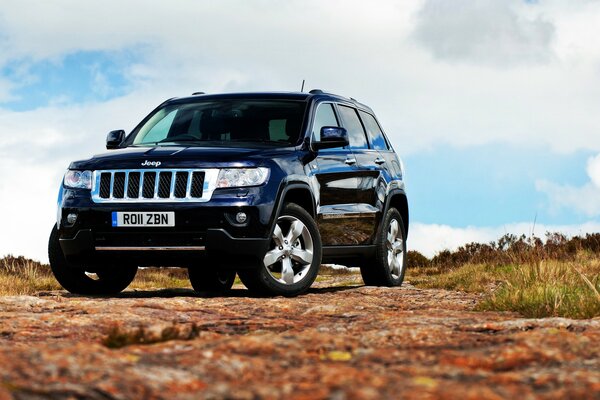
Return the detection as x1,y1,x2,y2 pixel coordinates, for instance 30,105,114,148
235,212,247,224
66,213,78,224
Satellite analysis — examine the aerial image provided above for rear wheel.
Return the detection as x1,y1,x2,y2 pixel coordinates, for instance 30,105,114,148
238,203,322,296
360,207,407,286
188,267,235,293
48,226,138,295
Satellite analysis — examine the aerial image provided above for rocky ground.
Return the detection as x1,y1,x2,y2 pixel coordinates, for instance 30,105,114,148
0,276,599,399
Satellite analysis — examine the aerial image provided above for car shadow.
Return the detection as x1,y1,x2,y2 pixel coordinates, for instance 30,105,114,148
50,284,363,299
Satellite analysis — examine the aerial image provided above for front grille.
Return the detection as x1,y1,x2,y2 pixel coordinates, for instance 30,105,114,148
92,169,218,203
174,172,188,198
113,172,126,198
190,172,204,198
142,172,156,198
99,173,111,198
127,172,140,198
157,172,172,198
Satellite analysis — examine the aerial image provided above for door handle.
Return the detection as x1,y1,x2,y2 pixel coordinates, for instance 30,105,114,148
374,157,386,165
344,157,357,165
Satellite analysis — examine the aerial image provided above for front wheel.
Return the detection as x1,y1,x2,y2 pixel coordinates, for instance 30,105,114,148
238,203,322,296
48,226,138,295
360,208,407,286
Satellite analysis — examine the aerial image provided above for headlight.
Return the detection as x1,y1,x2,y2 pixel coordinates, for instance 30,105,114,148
64,170,92,189
217,167,269,188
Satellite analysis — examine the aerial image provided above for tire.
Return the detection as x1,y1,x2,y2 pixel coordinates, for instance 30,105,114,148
188,267,235,293
360,207,407,286
238,203,322,297
48,225,138,295
236,268,264,294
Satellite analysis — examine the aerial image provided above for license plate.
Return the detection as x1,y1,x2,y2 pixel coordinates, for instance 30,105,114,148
112,212,175,227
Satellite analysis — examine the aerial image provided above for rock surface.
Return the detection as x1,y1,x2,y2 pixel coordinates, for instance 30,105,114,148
0,279,599,399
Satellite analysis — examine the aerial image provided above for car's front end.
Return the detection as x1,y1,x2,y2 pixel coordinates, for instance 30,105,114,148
56,150,292,268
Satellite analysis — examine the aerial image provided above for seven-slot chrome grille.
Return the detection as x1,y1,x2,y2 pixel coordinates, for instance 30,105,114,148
91,169,219,203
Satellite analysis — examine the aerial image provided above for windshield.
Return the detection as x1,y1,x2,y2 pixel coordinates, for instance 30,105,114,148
131,99,307,147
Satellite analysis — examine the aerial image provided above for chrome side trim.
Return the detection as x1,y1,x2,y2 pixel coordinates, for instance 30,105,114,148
317,203,379,219
95,246,206,251
321,213,377,220
91,168,220,203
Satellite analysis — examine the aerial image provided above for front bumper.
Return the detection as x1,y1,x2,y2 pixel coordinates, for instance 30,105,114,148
60,228,270,267
57,186,276,267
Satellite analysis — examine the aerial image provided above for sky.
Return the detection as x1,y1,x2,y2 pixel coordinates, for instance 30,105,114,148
1,0,600,262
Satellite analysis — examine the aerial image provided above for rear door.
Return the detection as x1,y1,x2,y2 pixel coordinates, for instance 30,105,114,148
358,109,400,184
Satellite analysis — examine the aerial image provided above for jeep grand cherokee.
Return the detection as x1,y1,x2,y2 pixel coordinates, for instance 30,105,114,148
49,90,409,296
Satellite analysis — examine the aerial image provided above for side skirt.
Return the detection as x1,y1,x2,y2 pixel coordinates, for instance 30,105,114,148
322,245,376,267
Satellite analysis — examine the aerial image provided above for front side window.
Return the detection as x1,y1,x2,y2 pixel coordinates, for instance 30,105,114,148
337,105,368,149
132,100,306,147
311,103,339,143
359,110,389,150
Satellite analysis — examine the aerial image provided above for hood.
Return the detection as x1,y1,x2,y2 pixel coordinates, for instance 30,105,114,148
69,145,297,170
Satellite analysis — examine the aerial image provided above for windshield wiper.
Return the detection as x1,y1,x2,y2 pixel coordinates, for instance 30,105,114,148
159,138,204,144
229,139,285,144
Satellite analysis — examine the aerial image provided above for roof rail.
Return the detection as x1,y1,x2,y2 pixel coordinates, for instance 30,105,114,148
192,92,205,95
309,89,324,94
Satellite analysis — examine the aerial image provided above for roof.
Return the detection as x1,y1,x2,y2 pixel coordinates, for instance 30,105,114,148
167,91,373,112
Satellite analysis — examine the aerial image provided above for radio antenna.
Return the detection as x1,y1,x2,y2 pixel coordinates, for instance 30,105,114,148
300,79,305,92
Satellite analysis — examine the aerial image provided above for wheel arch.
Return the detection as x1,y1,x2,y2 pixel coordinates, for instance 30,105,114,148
278,183,316,218
268,182,316,238
386,190,409,238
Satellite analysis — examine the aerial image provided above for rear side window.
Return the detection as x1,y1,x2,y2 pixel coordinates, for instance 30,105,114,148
337,105,368,149
312,103,339,142
359,110,389,150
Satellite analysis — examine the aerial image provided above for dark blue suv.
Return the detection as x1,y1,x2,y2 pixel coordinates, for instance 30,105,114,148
49,90,409,296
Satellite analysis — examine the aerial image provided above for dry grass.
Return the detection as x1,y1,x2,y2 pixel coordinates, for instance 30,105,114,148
407,263,512,293
407,252,600,319
319,264,359,275
0,256,192,295
130,268,191,290
478,257,600,319
0,256,60,295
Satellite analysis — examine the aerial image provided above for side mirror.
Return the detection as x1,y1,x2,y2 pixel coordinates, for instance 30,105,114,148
313,126,349,150
106,130,125,149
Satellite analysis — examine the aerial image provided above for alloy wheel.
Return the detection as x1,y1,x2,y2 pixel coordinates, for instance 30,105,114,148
263,215,314,285
386,219,405,279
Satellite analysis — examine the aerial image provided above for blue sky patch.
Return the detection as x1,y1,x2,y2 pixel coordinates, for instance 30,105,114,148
404,143,595,227
1,50,135,111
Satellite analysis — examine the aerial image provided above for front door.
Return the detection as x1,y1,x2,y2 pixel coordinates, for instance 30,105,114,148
335,104,383,244
310,102,362,245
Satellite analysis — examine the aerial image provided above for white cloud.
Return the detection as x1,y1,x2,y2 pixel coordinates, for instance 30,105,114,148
412,0,555,66
410,221,600,258
587,153,600,188
536,153,600,217
410,223,501,257
0,1,414,65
